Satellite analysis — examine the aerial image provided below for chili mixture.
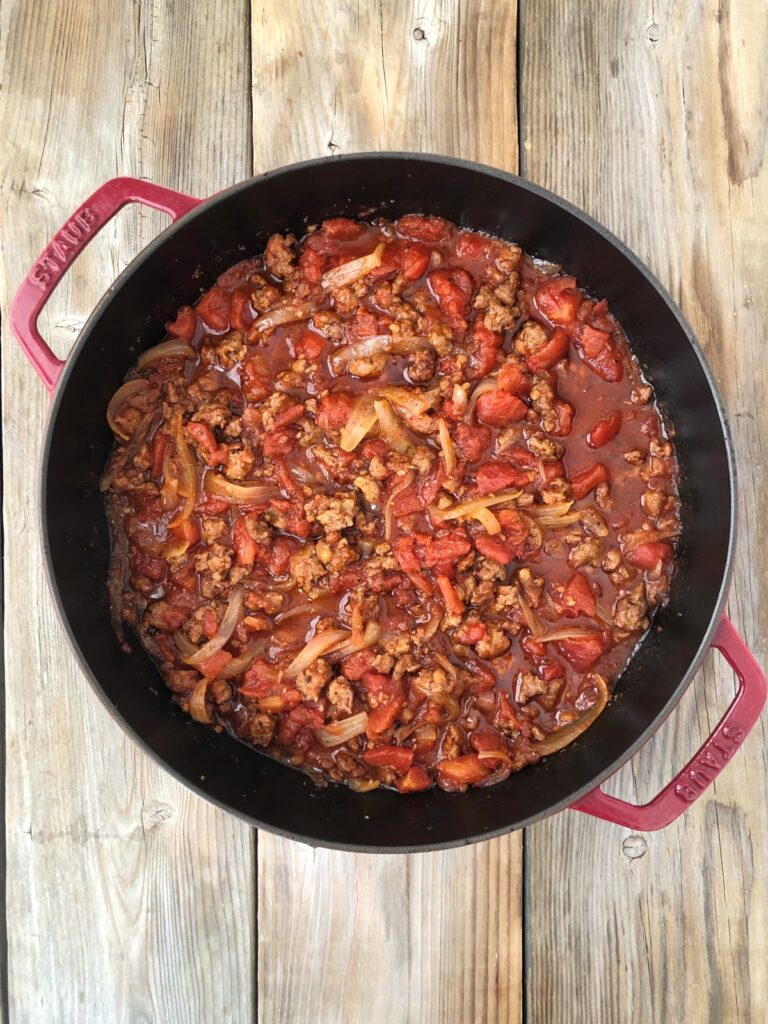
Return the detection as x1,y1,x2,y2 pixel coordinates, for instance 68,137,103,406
102,213,680,794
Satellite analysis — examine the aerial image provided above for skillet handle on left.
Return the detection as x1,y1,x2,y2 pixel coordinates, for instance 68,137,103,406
9,177,202,393
571,615,767,831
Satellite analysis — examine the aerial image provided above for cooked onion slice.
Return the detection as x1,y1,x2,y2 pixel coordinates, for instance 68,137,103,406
536,676,609,755
384,469,415,542
169,416,197,527
466,377,498,421
204,473,277,504
189,678,212,724
516,588,543,637
339,395,378,452
251,304,310,333
314,711,369,748
173,630,199,658
380,385,440,417
438,418,456,475
528,501,582,528
321,242,384,290
537,626,599,643
106,379,147,440
451,383,468,415
137,339,196,369
432,489,522,523
474,507,502,535
219,641,269,679
330,334,433,374
374,399,412,453
184,587,244,668
284,628,351,679
327,621,383,662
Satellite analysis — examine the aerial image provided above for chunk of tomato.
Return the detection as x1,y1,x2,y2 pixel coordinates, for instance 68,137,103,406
401,243,430,280
362,745,414,773
195,286,231,332
396,765,433,793
454,423,492,462
474,460,533,495
570,462,610,500
625,541,673,569
167,305,197,342
535,275,582,327
397,214,452,242
587,409,623,448
525,326,570,372
559,634,609,670
562,573,597,618
476,391,528,426
436,754,489,790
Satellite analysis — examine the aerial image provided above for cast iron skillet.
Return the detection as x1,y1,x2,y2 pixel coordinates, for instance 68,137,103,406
10,154,767,851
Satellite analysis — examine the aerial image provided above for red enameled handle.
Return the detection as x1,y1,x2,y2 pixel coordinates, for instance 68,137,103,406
10,177,202,393
572,614,767,830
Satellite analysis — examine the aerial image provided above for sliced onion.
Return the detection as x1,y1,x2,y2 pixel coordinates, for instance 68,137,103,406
528,501,582,528
169,416,197,527
251,304,310,333
433,652,458,678
284,628,351,679
419,601,443,641
474,507,502,535
184,586,244,668
374,399,412,453
204,473,277,504
173,630,199,658
438,418,456,475
477,750,512,765
476,749,513,786
537,626,599,643
314,711,369,748
428,692,461,723
451,383,468,415
107,379,148,439
330,334,433,374
384,469,415,542
137,339,196,369
433,489,522,523
327,621,383,662
622,526,680,551
466,377,498,421
321,242,385,290
380,386,441,417
536,676,609,755
339,395,378,451
189,678,212,724
347,777,381,792
220,641,269,679
517,588,543,637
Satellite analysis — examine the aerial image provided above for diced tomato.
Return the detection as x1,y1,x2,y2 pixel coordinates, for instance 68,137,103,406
392,486,421,517
262,430,294,457
130,549,166,581
269,537,296,576
454,423,492,462
167,305,197,342
626,541,674,569
396,765,432,793
559,634,609,670
475,535,516,565
277,703,324,747
230,288,253,331
150,431,169,479
436,574,465,615
402,243,430,280
360,438,389,461
428,268,475,318
298,246,326,283
466,322,503,379
397,214,452,242
455,620,487,645
393,535,420,573
539,659,565,682
497,508,530,550
174,518,200,548
321,217,365,240
526,326,570,372
195,495,231,516
570,462,610,500
233,517,257,566
202,608,219,639
195,286,231,332
476,391,528,426
496,691,528,735
522,635,547,659
268,496,310,539
535,275,582,327
362,745,414,773
562,573,597,618
341,648,376,681
498,359,531,395
577,325,623,382
455,230,498,262
366,691,405,738
587,410,622,448
474,460,532,495
436,754,489,790
417,529,472,575
293,331,325,360
186,422,228,467
273,459,303,502
464,660,497,694
580,324,611,358
198,649,233,680
549,400,575,437
240,661,300,711
272,403,305,429
158,605,189,631
241,357,271,403
316,392,353,432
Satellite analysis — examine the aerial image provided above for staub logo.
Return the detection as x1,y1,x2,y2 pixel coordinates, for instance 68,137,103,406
674,724,745,802
30,206,97,288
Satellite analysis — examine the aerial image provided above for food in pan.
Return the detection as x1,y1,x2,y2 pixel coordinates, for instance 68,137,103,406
102,213,680,793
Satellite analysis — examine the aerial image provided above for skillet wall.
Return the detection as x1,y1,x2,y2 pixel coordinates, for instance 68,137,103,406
43,155,733,850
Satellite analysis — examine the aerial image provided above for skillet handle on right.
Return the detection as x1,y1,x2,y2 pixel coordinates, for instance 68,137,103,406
571,615,767,831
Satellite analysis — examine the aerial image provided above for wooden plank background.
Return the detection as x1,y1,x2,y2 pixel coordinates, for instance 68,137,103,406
0,1,765,1021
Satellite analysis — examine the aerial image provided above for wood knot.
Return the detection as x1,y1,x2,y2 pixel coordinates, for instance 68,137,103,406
621,833,647,859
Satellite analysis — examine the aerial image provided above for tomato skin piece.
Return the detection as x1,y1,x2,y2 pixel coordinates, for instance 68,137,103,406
233,517,258,566
562,572,597,618
436,754,490,790
396,765,433,793
293,331,325,360
316,392,353,432
401,243,430,280
150,431,169,479
196,286,231,332
393,535,420,573
535,276,582,327
587,410,622,448
454,423,492,462
198,649,233,680
436,574,465,615
474,459,533,495
362,745,414,773
366,691,405,739
475,535,516,565
186,422,228,466
167,305,197,342
626,541,674,569
397,214,452,242
476,391,528,426
526,326,570,372
559,634,608,670
570,462,610,500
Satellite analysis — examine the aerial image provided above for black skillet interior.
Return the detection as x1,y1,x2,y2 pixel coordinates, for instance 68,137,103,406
42,154,733,851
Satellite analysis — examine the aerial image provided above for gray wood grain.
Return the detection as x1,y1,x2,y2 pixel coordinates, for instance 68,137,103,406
250,3,524,1022
522,2,768,1021
0,1,257,1021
